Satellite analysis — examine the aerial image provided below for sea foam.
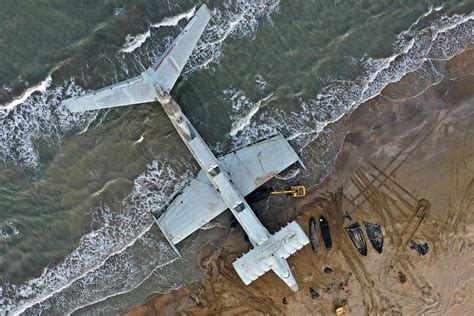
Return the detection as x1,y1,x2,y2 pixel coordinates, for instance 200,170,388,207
0,1,283,313
228,12,473,153
1,3,472,315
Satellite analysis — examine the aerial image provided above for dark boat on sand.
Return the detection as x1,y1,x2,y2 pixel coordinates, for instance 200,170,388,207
309,217,320,253
345,222,368,256
319,216,332,250
364,222,384,254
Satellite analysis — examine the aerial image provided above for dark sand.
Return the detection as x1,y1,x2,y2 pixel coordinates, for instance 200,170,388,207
124,48,474,315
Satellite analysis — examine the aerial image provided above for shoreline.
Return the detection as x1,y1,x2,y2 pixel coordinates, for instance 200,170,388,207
124,47,474,315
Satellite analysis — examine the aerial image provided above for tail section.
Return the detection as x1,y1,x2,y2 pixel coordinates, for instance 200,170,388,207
148,4,211,93
232,221,309,291
62,5,211,113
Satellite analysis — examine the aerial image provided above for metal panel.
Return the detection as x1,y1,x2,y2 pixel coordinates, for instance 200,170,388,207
157,135,302,245
151,5,211,93
218,135,303,194
63,76,157,112
62,5,211,113
232,221,309,285
157,173,225,245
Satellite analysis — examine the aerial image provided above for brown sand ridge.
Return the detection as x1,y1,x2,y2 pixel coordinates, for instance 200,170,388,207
124,48,474,315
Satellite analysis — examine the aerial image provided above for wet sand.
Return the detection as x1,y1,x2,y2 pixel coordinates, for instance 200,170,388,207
123,48,474,315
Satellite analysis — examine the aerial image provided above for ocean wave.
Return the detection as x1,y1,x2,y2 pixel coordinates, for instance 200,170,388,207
1,159,191,314
226,89,273,137
2,2,471,315
119,5,197,53
25,234,178,315
184,0,280,74
120,30,152,53
0,222,19,241
2,75,52,111
0,0,281,170
0,1,283,313
152,5,197,28
117,0,281,76
228,12,473,151
0,80,97,167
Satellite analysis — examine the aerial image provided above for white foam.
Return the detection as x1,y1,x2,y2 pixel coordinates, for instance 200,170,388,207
120,30,152,53
0,229,9,240
8,222,19,235
1,75,52,111
0,80,97,167
0,1,283,313
255,74,268,91
229,12,474,151
6,2,470,315
115,0,281,81
120,5,197,54
183,0,281,74
151,6,196,28
66,252,179,315
228,90,273,136
25,234,179,315
0,222,20,241
4,159,192,314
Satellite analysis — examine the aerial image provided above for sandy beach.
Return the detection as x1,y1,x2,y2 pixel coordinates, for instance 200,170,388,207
123,48,474,315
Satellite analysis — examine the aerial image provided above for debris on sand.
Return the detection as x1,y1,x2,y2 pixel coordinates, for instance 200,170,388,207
282,297,289,305
364,222,384,253
335,306,346,315
310,287,319,299
309,217,320,253
409,240,429,255
320,216,332,250
343,212,352,220
324,266,333,273
324,281,336,292
345,223,368,256
398,271,407,284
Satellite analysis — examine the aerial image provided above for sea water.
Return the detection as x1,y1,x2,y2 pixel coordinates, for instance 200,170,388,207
0,0,472,314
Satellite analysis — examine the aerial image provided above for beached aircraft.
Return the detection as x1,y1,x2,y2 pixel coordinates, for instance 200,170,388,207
62,5,309,291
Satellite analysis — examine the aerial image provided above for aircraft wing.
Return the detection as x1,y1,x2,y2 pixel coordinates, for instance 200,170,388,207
62,5,211,113
63,76,157,112
156,135,303,246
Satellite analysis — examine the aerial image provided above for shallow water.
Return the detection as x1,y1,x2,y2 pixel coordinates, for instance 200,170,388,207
0,0,472,314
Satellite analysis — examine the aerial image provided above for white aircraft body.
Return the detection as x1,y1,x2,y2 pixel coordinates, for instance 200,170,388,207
62,5,309,291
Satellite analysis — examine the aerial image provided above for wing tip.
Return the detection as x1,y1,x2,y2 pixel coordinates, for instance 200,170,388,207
199,3,211,16
62,97,81,113
154,216,182,257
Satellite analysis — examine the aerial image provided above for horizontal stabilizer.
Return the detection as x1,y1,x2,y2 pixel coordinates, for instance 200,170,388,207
150,4,211,93
62,4,211,113
63,76,156,112
232,221,309,289
157,135,303,245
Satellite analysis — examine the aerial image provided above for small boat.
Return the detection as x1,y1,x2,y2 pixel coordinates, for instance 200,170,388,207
345,223,368,256
364,222,383,254
319,216,332,250
309,217,320,253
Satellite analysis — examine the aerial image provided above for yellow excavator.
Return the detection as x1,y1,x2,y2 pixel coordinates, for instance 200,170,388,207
270,185,306,198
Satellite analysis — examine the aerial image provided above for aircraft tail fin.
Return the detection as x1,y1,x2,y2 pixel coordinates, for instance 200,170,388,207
232,221,309,291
